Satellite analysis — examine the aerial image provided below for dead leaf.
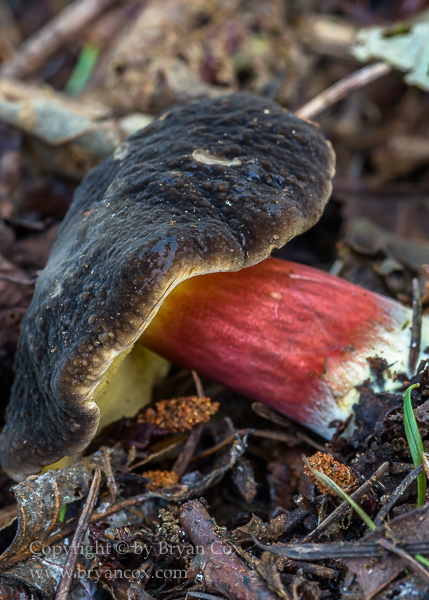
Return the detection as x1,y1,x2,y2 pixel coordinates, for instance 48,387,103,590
344,503,429,598
0,79,119,179
229,513,288,542
345,217,429,278
0,447,126,573
353,21,429,91
0,581,41,599
232,457,257,503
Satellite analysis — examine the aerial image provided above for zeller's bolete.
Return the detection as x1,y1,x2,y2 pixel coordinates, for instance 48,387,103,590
0,93,335,480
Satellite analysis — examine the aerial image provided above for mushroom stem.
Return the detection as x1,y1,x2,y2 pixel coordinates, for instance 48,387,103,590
140,257,428,438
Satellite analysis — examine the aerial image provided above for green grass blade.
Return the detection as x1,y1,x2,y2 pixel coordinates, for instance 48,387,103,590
415,554,429,567
303,457,376,531
304,455,429,572
65,43,99,96
58,504,67,523
403,384,426,506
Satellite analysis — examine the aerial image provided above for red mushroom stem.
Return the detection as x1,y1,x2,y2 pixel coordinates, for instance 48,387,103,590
140,258,428,438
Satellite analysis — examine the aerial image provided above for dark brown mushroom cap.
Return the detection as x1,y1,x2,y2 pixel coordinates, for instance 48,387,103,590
0,93,335,480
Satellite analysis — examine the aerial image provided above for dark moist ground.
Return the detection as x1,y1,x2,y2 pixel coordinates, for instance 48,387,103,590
1,1,429,599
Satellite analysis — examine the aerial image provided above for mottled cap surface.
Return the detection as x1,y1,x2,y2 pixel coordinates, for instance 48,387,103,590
0,93,335,479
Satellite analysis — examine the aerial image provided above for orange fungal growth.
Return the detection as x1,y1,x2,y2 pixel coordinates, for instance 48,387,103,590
304,452,359,496
139,396,219,433
142,470,180,491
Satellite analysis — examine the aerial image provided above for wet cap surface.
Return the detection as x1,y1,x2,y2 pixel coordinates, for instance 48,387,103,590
0,92,335,479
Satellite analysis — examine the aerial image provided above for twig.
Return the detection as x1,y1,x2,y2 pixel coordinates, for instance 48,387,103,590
250,537,429,560
374,464,423,527
280,560,337,579
378,538,429,584
191,370,205,399
251,429,297,445
191,431,240,462
191,428,297,463
409,278,422,374
0,0,21,60
55,465,101,600
300,461,390,543
252,402,325,452
130,438,185,471
0,274,35,285
102,447,117,502
1,0,118,79
180,500,278,600
173,423,204,477
251,402,292,427
187,593,225,600
302,455,377,531
296,62,391,120
295,431,326,453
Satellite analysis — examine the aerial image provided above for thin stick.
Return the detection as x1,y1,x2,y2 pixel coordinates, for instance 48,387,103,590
296,62,391,121
130,438,184,471
0,0,21,60
378,538,429,584
191,369,204,399
191,431,239,462
0,274,35,285
300,461,390,543
252,402,325,452
191,428,298,463
374,464,423,527
187,593,226,600
55,465,101,600
250,538,429,560
102,447,117,502
409,278,422,373
1,0,117,79
172,423,204,477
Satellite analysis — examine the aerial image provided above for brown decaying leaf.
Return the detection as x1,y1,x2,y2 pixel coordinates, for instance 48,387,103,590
0,447,126,572
180,499,280,600
344,502,429,598
344,217,429,282
0,581,41,600
229,513,288,543
0,79,120,179
232,456,258,503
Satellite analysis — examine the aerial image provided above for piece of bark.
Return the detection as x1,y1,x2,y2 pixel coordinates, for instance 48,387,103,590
180,500,278,600
1,0,118,79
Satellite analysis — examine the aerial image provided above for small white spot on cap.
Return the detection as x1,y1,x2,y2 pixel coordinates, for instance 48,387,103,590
192,148,241,167
114,142,129,161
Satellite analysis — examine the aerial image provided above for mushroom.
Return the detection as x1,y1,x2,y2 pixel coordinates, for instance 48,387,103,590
0,93,335,480
140,257,429,439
